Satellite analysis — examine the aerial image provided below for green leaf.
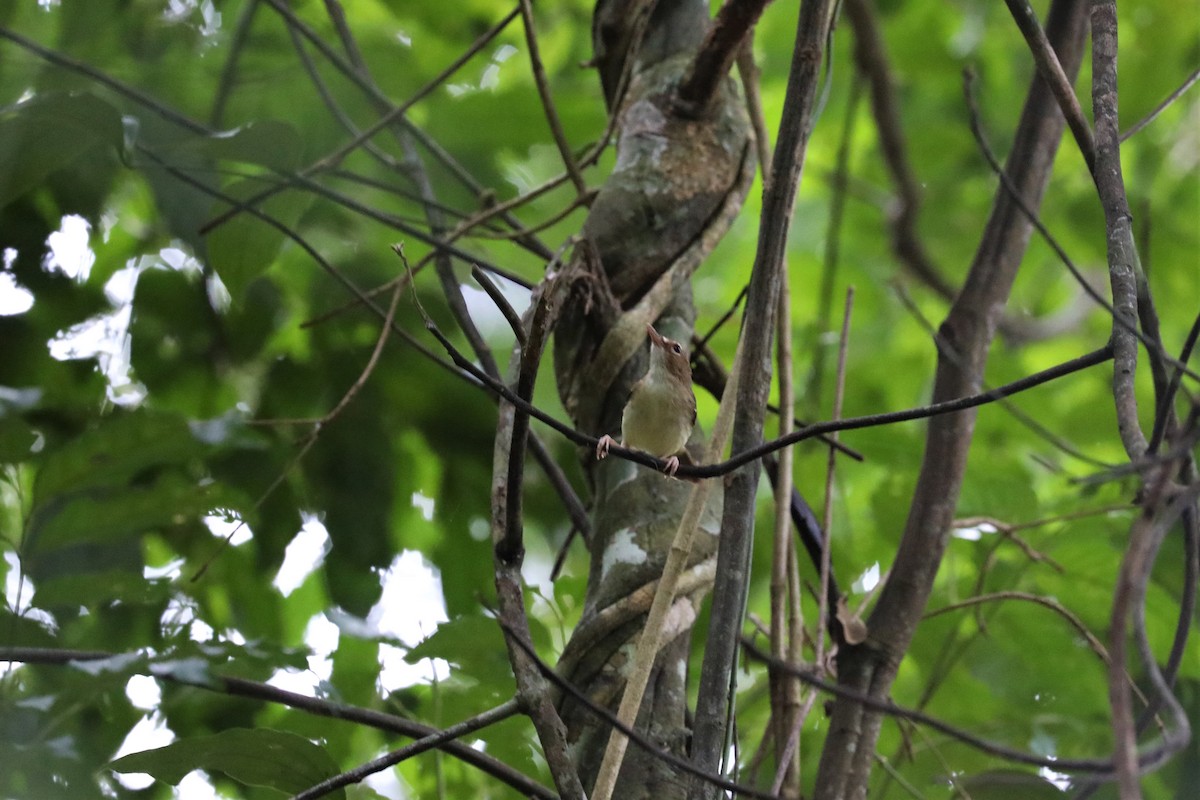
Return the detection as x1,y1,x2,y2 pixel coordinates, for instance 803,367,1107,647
184,121,303,173
0,92,124,209
959,770,1064,800
34,571,173,608
0,417,37,462
26,472,224,554
108,728,345,799
406,614,513,695
205,179,312,302
148,657,217,688
32,410,203,504
148,120,302,176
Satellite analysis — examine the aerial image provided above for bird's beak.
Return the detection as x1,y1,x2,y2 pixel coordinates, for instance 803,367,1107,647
646,324,667,349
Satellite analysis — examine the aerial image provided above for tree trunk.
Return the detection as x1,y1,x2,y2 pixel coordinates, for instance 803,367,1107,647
551,1,753,795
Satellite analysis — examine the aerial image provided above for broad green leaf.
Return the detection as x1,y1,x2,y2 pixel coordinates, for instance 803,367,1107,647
31,410,203,504
178,121,303,173
34,570,172,608
406,614,514,698
959,770,1064,800
148,657,216,688
109,728,344,798
26,472,224,554
205,179,312,302
0,416,37,462
0,609,57,648
0,92,123,209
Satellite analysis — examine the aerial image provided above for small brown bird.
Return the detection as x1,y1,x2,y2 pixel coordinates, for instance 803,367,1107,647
596,324,697,476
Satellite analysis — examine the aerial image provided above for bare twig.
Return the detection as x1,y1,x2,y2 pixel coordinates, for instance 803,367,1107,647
487,260,583,798
200,0,519,235
467,191,594,241
1121,67,1200,141
292,700,520,800
768,223,799,794
288,27,413,177
499,626,783,800
498,262,567,563
1002,0,1096,169
675,344,1115,479
694,339,865,460
842,0,957,301
209,0,261,127
261,0,532,213
196,272,428,588
924,591,1141,701
1149,309,1200,454
1108,484,1198,799
773,289,853,794
0,25,208,135
1090,1,1148,463
736,41,773,178
892,278,1116,470
809,76,860,409
961,73,1196,386
817,287,853,668
470,265,527,347
519,0,587,194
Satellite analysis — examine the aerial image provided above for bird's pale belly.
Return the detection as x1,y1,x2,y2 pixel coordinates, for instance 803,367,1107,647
621,385,690,457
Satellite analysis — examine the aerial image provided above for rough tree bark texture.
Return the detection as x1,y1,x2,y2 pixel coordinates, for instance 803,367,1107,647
813,0,1090,797
550,1,753,795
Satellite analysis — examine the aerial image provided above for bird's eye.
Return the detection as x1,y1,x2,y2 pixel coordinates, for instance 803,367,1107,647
672,344,682,354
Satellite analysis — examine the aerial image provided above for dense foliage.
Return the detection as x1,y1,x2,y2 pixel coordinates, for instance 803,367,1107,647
0,1,1196,798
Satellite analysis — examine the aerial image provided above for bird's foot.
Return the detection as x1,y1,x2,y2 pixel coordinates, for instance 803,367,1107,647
596,434,616,461
662,455,680,477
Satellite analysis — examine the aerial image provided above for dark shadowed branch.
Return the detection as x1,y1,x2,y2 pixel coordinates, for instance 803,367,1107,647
675,0,773,118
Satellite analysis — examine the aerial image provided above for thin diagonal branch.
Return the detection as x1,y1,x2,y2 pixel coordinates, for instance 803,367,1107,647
209,0,260,127
843,0,957,301
1003,0,1096,169
962,75,1197,388
1121,67,1200,141
292,701,520,800
519,0,587,194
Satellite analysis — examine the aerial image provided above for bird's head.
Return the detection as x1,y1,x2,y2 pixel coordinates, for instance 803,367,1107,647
646,324,692,385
